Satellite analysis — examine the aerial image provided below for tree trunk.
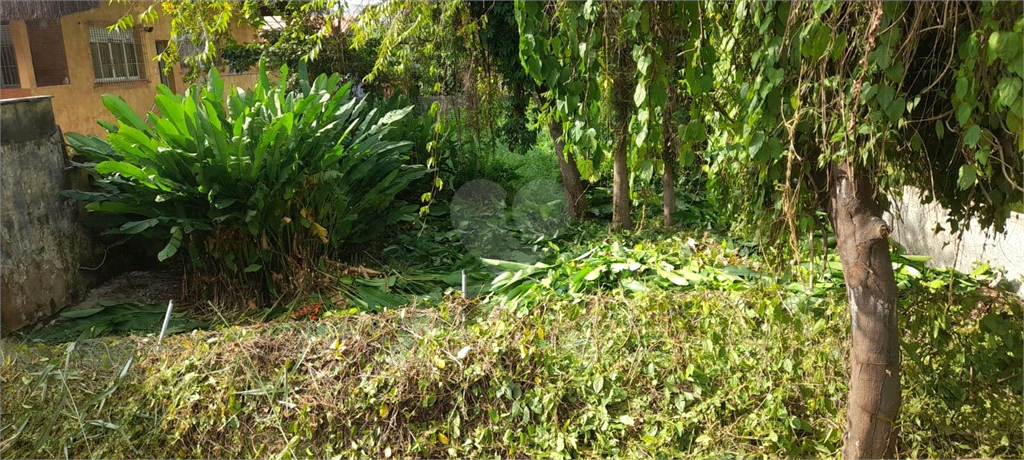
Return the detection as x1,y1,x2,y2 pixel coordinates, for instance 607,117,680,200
827,160,900,460
548,121,588,220
611,138,632,231
659,8,678,229
662,152,676,227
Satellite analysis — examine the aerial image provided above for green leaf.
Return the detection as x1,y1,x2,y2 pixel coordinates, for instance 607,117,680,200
885,96,905,122
158,227,183,262
988,31,1023,64
802,22,831,60
900,254,932,263
975,149,989,166
963,124,982,147
657,269,689,286
649,78,668,107
748,132,765,161
95,161,148,181
584,266,604,281
884,62,905,82
1008,55,1024,77
636,159,654,182
243,264,262,273
101,94,149,133
633,83,648,108
875,85,894,111
994,77,1022,108
635,125,648,147
955,77,969,99
636,54,652,76
119,218,159,235
60,307,105,318
957,164,977,190
955,103,972,127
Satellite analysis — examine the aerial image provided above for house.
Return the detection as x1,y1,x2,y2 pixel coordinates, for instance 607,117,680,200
0,0,260,137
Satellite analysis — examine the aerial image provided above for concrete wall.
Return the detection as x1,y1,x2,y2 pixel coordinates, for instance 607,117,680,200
887,186,1024,297
1,96,95,331
0,1,260,137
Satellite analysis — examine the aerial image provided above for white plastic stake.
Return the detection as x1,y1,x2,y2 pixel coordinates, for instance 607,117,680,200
157,299,174,347
461,270,467,298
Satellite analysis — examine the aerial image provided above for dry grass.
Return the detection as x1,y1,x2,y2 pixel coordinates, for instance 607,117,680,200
2,285,1020,459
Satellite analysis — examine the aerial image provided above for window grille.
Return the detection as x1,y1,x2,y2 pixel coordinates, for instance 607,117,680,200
89,26,144,83
1,24,20,88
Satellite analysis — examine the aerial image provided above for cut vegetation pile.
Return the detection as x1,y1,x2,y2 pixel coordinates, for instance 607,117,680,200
2,228,1020,459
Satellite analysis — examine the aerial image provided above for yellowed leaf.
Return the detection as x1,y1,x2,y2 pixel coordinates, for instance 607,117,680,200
311,223,328,243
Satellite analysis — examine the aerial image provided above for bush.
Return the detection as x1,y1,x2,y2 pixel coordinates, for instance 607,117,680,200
66,62,426,298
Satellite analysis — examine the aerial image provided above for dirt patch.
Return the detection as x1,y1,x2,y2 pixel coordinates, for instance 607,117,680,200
63,269,183,315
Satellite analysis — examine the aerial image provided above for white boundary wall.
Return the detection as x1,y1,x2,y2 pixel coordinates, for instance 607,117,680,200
886,186,1024,298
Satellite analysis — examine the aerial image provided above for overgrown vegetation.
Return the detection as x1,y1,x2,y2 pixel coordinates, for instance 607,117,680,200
66,63,426,300
4,1,1020,458
2,226,1020,459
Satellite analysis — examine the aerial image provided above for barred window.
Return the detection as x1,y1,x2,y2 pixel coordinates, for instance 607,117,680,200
89,26,144,83
1,23,20,88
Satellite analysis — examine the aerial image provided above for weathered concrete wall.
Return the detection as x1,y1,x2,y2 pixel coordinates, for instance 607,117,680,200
887,186,1024,297
1,96,95,331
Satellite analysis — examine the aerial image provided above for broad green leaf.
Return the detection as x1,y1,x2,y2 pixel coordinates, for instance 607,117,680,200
101,94,149,133
95,161,147,181
957,164,977,190
633,83,648,108
60,307,105,318
988,31,1023,64
158,227,183,261
657,269,689,286
956,103,972,126
963,125,982,147
119,218,159,234
885,96,905,122
994,77,1022,108
649,78,668,107
900,254,932,263
955,77,969,99
876,85,894,110
748,132,765,161
802,22,831,60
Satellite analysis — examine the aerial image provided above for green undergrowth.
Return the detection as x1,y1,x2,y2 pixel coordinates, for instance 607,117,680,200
2,226,1020,459
27,302,206,344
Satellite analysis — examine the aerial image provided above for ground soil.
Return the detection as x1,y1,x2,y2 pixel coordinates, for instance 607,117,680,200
25,269,183,333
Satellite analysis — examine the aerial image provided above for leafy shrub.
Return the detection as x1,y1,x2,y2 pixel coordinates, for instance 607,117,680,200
66,62,426,297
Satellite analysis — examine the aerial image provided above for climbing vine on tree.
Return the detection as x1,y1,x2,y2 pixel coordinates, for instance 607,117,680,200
706,1,1022,458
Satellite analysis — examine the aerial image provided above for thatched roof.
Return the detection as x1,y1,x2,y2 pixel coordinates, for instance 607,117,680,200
0,1,99,22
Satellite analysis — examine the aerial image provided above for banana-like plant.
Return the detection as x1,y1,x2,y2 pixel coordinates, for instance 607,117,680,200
66,61,426,294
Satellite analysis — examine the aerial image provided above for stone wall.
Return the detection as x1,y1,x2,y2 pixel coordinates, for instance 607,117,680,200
887,186,1024,297
1,96,96,331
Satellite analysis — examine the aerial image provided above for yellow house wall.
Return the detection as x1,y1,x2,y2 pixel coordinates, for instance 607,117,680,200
6,21,36,95
1,1,260,137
